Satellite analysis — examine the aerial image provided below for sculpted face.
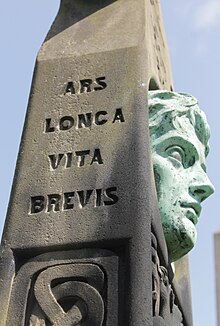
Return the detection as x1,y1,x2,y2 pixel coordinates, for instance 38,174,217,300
148,91,214,262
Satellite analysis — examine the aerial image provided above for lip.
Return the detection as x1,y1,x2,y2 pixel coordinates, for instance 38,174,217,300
180,202,202,225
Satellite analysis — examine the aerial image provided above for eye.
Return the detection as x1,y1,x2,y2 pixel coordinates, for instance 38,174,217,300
169,150,183,162
165,146,185,167
188,156,196,167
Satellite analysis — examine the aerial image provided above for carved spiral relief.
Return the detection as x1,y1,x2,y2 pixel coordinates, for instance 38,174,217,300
6,249,118,325
29,263,105,325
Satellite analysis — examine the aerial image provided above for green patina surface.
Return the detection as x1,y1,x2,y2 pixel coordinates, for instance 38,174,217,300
148,90,214,262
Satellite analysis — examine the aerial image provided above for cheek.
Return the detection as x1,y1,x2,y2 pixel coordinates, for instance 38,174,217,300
152,156,190,210
153,157,179,195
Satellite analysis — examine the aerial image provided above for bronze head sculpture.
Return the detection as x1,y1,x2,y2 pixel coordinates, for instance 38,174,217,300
148,90,214,262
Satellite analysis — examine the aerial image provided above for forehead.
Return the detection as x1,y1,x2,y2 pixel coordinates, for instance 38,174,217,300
149,96,210,149
150,110,209,153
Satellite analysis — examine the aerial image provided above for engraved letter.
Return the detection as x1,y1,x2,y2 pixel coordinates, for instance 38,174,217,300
77,190,93,208
49,154,64,170
47,194,61,212
112,108,125,123
80,79,93,93
78,113,92,129
94,76,107,91
66,152,73,168
104,187,119,206
30,196,45,214
45,118,55,133
95,111,108,125
59,116,74,131
90,148,103,165
64,81,76,95
64,192,75,210
75,150,90,167
95,189,102,207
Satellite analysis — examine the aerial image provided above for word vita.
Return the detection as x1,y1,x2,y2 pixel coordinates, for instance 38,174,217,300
49,148,103,170
30,187,119,214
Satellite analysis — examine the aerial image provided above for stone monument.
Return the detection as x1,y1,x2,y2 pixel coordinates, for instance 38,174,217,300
0,1,214,325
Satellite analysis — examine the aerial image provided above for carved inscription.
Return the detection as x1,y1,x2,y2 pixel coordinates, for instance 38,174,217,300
30,187,119,214
29,76,124,217
48,148,103,170
64,76,107,95
45,108,125,133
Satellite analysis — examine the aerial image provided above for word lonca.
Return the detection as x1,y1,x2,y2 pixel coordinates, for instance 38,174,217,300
45,108,125,133
30,187,119,214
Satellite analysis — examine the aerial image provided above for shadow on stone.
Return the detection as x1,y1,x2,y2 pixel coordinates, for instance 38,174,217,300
46,0,117,41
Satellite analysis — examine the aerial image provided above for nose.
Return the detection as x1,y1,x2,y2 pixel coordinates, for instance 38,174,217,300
189,173,215,203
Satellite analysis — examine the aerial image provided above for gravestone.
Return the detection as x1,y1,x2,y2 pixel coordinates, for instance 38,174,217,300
215,231,220,326
0,1,192,325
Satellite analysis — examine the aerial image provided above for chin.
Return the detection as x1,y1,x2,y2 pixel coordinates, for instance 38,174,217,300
164,216,197,262
168,241,194,262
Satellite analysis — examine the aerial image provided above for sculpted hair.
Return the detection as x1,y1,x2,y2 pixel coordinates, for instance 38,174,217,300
148,90,210,156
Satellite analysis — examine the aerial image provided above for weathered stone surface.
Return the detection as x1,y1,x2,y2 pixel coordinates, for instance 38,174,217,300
0,1,193,325
0,247,14,326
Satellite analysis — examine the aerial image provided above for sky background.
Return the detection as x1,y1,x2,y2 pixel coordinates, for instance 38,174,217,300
0,1,219,325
